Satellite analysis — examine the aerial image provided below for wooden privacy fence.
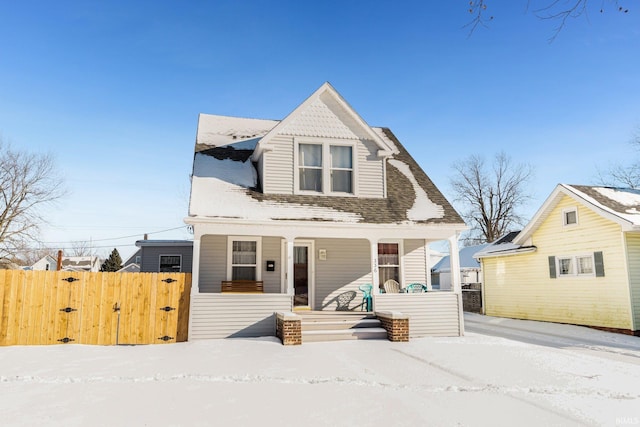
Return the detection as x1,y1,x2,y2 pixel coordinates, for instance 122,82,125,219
0,270,191,346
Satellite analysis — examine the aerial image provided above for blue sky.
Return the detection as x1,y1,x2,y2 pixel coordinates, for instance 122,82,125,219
1,1,639,260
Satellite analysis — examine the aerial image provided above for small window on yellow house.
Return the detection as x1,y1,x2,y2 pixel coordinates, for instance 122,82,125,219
563,208,577,226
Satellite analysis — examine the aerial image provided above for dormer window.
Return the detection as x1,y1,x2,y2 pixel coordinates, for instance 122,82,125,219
330,145,352,193
296,139,355,195
563,208,578,226
299,144,323,192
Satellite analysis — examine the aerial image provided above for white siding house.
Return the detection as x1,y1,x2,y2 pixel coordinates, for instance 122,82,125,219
186,83,467,340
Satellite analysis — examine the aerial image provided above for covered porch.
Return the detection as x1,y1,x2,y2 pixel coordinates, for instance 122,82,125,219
187,220,465,341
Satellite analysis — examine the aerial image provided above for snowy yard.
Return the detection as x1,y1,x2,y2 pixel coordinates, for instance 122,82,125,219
1,314,639,427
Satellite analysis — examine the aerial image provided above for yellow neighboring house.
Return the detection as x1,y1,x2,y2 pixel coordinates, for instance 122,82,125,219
476,184,640,335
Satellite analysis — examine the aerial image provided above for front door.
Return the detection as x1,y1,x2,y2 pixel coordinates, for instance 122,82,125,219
293,244,310,308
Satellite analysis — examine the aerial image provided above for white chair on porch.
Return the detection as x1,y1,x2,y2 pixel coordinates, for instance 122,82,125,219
383,279,401,294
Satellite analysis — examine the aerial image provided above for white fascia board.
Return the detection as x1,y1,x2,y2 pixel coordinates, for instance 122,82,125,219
184,216,466,241
475,246,537,259
516,184,635,245
513,185,564,245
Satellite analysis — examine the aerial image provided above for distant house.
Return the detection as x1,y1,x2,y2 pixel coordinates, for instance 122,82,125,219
123,249,142,268
135,240,193,273
185,83,467,340
431,244,489,290
61,256,102,272
29,255,58,271
116,263,141,273
477,184,640,335
30,255,101,272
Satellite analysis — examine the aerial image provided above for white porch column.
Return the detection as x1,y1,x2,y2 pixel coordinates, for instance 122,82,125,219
449,233,462,293
424,239,433,290
369,239,380,294
286,238,295,296
191,238,201,295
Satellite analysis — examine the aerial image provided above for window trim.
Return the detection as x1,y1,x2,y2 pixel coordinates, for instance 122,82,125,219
556,254,595,278
377,240,403,288
226,236,262,281
159,254,182,273
562,207,578,227
294,137,357,196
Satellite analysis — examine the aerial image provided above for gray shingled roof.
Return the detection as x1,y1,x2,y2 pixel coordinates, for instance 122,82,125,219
196,127,463,225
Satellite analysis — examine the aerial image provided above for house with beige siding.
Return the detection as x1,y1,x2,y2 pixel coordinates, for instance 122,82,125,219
185,83,467,342
477,184,640,335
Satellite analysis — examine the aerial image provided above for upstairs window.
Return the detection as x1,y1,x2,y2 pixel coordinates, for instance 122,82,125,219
563,208,578,226
296,140,355,195
330,145,353,193
299,144,322,192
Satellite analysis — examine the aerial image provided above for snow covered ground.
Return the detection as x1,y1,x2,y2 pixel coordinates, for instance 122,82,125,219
1,314,639,427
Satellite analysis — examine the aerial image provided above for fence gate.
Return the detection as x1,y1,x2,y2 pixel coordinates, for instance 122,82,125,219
0,270,191,346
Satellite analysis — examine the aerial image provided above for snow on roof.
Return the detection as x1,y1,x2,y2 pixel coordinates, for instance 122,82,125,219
388,159,444,221
189,175,363,222
432,244,488,272
193,152,257,188
568,185,640,226
196,114,278,148
189,111,464,226
473,232,528,258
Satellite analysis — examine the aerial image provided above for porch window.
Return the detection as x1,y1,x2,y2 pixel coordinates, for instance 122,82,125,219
299,144,322,192
231,241,257,280
378,243,399,288
330,145,352,193
159,255,181,272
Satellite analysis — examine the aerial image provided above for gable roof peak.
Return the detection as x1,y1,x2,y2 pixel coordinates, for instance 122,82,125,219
251,83,394,160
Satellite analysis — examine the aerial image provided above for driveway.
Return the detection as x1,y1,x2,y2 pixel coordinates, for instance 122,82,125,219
464,312,640,365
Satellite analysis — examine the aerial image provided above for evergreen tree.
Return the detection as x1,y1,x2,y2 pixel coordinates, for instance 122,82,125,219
100,248,123,272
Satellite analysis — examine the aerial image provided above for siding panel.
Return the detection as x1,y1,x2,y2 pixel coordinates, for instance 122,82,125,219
189,294,292,339
199,235,226,293
262,237,282,293
140,246,193,273
314,239,372,311
403,240,427,287
374,293,461,337
263,135,294,194
357,140,384,198
625,233,640,331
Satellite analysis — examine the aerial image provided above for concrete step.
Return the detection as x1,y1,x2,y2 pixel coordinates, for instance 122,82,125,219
302,318,382,331
302,327,388,343
296,312,377,322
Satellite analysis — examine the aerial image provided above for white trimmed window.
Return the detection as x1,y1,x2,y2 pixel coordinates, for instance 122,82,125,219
296,140,355,195
330,145,353,193
299,143,323,192
557,254,595,277
159,255,182,272
563,208,578,226
227,237,262,281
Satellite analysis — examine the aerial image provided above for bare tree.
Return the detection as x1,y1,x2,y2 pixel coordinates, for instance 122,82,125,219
466,1,631,41
66,240,93,257
450,152,534,244
0,140,65,261
597,129,640,189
